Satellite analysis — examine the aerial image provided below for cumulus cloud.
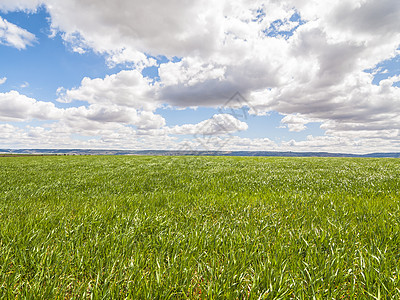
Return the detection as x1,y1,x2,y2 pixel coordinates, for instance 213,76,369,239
0,16,36,49
57,70,158,110
44,0,226,58
0,91,61,121
2,0,400,151
254,71,400,137
169,114,248,135
0,122,180,150
0,77,6,85
106,49,157,70
0,0,43,12
63,105,166,131
280,114,316,132
0,90,166,134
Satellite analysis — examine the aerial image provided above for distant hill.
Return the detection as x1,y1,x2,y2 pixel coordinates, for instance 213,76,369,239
1,149,400,158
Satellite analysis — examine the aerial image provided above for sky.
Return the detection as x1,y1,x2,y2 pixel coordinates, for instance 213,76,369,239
0,0,399,153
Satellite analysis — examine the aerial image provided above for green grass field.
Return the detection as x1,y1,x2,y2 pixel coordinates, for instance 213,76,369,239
1,156,400,299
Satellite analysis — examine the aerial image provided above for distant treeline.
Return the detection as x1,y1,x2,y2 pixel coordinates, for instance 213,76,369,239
1,149,400,158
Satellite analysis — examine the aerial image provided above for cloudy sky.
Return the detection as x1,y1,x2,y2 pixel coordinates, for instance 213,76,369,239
0,0,399,153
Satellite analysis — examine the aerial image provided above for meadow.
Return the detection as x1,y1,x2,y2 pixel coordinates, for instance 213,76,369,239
0,156,399,299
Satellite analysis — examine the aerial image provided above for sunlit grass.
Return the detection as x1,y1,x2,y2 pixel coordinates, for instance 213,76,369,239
1,156,399,298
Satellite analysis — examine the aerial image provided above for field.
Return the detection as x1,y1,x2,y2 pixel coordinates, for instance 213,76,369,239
0,156,400,299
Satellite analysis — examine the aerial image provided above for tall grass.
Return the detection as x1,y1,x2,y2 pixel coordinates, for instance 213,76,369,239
0,156,399,298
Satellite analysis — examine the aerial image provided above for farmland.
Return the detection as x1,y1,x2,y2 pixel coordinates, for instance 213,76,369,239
0,156,400,298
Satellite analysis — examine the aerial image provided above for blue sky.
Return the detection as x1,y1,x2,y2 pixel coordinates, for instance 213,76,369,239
0,1,399,153
0,8,124,104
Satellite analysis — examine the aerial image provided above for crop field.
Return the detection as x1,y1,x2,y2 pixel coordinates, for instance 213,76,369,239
0,156,400,299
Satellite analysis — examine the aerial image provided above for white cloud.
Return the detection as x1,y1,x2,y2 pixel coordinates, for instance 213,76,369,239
63,105,166,131
0,122,180,150
159,57,226,87
0,91,61,121
57,70,158,110
175,135,277,151
0,0,43,12
169,114,248,135
44,0,226,58
280,114,316,132
0,16,36,49
106,49,157,70
2,0,400,152
48,0,400,151
0,77,6,85
0,89,166,133
20,81,29,88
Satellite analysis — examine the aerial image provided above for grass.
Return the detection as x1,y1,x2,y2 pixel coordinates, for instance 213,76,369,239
0,155,400,299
